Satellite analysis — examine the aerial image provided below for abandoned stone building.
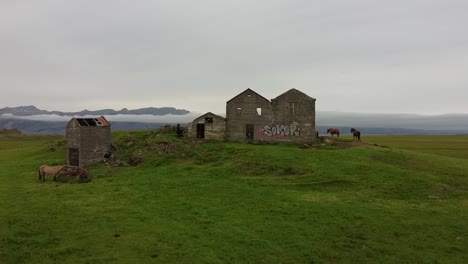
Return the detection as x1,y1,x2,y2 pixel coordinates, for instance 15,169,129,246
66,116,112,167
227,88,316,142
189,88,316,143
187,112,226,140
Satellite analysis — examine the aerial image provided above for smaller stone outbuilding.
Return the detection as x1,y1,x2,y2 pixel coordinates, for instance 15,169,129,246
187,112,226,140
66,116,112,167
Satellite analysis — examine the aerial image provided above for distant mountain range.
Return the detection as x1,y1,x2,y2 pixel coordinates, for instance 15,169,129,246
0,105,190,116
1,105,467,135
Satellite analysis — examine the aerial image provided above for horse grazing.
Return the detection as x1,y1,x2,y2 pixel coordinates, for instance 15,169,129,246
60,165,88,181
38,165,88,182
38,165,65,182
350,128,361,141
327,128,340,138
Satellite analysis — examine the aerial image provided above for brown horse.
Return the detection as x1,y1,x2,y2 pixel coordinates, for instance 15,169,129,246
327,128,340,137
38,165,65,182
350,128,361,141
61,165,88,181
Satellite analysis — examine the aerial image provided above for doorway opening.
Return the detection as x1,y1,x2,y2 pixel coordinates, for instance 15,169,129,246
245,124,254,140
197,124,205,139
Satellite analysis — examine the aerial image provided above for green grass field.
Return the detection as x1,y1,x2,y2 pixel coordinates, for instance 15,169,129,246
1,130,467,263
362,135,468,160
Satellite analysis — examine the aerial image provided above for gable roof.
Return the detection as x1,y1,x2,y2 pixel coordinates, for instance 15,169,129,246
273,88,316,101
194,112,226,121
226,88,270,104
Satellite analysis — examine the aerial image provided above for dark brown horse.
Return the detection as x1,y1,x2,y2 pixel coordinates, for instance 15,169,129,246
350,128,361,141
327,128,340,137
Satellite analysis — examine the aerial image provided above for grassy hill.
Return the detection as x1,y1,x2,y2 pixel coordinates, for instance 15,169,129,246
0,130,467,263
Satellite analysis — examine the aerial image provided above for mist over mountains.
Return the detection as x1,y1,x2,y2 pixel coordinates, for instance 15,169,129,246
0,105,189,116
1,106,467,135
0,105,197,134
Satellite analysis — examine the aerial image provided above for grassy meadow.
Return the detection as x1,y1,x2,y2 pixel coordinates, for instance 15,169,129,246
362,135,468,160
0,130,467,263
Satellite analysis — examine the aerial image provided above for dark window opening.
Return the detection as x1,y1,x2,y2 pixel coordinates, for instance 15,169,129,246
205,117,213,123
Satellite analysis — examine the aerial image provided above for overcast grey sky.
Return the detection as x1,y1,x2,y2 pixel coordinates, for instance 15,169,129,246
1,0,467,115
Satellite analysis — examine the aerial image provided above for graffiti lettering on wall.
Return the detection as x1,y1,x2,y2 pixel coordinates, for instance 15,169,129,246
256,123,301,138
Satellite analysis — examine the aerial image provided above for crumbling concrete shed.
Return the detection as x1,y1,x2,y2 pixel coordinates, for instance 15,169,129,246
66,116,112,167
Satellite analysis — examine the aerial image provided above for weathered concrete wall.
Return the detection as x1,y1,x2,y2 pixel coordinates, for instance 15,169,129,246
66,120,80,149
66,120,81,166
226,89,273,141
188,113,226,140
66,118,112,167
77,126,111,167
186,122,193,137
267,89,316,143
226,88,316,143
